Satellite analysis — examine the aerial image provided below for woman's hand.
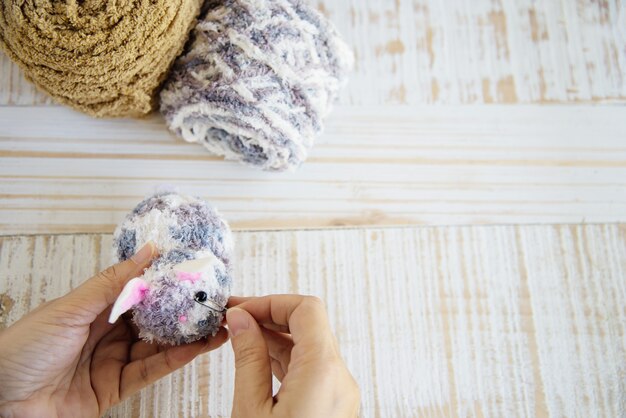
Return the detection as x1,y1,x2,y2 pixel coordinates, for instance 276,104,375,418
0,243,228,418
227,295,360,418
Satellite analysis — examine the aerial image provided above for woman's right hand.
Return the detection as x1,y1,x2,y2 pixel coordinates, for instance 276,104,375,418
227,295,360,418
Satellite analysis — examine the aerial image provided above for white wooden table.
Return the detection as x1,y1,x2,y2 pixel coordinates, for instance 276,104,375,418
0,1,625,417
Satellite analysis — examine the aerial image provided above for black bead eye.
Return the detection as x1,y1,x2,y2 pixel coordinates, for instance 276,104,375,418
195,291,208,302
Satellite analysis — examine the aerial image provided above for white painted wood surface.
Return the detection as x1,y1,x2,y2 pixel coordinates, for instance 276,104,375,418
1,0,625,106
328,0,626,105
1,105,626,234
1,224,624,417
1,2,624,417
1,0,625,233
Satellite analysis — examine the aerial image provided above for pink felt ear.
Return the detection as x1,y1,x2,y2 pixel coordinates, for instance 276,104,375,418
108,277,149,324
172,254,220,281
176,271,202,283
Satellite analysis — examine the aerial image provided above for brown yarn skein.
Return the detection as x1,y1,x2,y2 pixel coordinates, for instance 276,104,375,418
0,0,202,117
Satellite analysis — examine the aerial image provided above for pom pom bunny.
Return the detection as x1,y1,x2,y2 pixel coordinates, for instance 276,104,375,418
108,191,233,345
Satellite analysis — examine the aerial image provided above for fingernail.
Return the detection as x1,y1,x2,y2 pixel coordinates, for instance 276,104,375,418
131,242,155,264
227,308,249,337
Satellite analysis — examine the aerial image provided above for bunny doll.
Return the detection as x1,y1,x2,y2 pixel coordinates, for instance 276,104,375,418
108,191,233,345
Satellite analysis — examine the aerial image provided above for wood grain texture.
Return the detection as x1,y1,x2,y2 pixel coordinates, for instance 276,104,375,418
0,224,624,417
1,105,625,234
1,0,624,106
328,0,626,105
0,52,53,106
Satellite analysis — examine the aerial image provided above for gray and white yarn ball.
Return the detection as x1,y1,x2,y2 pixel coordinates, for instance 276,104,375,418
109,191,233,345
160,0,354,171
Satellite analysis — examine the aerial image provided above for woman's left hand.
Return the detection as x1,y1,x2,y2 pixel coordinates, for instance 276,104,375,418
0,242,229,418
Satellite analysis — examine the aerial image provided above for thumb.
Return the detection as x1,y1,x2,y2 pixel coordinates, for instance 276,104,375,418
228,307,273,416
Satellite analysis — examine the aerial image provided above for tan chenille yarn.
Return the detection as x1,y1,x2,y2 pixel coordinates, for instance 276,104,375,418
0,0,202,117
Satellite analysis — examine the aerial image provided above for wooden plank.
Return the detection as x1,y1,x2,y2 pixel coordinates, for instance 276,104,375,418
327,0,626,105
0,105,625,234
0,51,53,106
0,224,624,417
1,0,624,106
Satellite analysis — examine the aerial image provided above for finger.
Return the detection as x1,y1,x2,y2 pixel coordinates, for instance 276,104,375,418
230,297,290,333
90,321,133,411
260,328,293,377
130,340,161,361
261,322,290,334
64,242,157,320
235,295,335,347
120,327,229,400
270,357,286,381
227,296,253,307
83,306,117,355
227,307,273,416
88,307,141,349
